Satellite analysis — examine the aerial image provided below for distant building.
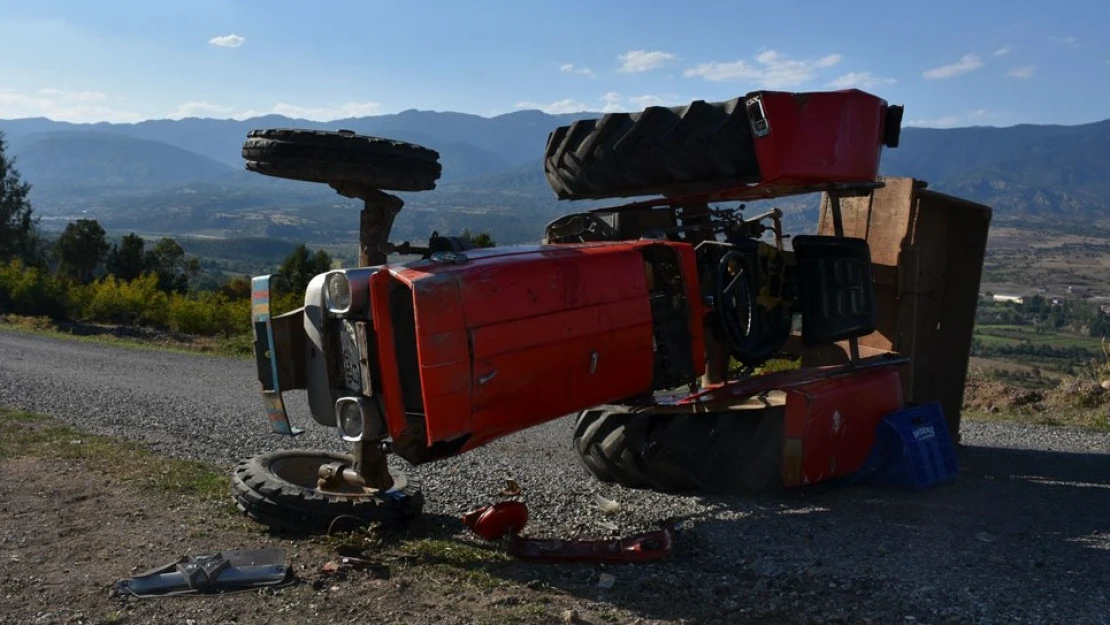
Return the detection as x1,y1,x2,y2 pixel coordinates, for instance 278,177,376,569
993,294,1025,304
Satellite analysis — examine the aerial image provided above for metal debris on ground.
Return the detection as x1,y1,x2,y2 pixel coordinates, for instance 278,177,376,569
111,549,292,598
498,478,522,497
462,501,675,563
508,525,675,563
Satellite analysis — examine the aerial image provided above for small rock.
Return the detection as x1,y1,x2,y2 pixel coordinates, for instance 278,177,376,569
598,573,616,590
595,494,620,515
975,532,998,543
562,608,579,624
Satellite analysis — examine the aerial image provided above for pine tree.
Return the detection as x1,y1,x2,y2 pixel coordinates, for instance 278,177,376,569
0,131,43,265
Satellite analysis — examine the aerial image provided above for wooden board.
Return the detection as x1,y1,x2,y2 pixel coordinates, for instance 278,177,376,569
797,177,993,440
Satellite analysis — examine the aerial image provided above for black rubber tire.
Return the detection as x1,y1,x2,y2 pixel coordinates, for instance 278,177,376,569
230,449,424,534
242,129,442,191
572,404,785,493
543,97,760,200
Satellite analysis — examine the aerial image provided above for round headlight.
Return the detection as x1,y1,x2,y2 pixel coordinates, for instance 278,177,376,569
337,400,363,441
325,272,352,313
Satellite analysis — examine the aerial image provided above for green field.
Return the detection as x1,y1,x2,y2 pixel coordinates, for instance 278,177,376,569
975,324,1106,350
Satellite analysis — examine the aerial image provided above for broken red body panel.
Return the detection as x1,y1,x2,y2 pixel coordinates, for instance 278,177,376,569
507,526,674,563
462,501,529,541
780,366,905,486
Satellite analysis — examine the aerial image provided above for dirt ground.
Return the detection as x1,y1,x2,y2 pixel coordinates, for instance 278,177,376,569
0,452,639,625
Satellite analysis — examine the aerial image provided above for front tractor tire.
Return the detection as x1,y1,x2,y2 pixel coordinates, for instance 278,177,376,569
241,129,442,192
231,449,424,534
572,404,785,494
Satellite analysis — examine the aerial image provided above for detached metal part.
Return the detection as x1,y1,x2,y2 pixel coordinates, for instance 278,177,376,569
251,275,304,436
112,549,291,598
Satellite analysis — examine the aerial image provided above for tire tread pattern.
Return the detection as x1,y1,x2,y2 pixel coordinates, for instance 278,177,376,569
543,97,760,200
230,449,424,534
571,405,785,494
241,129,442,192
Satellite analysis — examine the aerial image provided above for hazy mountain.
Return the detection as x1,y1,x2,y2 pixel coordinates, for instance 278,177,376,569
5,131,233,191
2,106,1109,244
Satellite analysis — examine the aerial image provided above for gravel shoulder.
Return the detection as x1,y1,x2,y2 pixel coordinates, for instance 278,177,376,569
1,328,1109,624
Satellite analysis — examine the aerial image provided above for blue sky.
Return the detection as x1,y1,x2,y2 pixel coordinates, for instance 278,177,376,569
0,0,1107,128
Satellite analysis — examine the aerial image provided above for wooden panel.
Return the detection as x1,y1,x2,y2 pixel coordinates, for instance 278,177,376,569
798,177,993,441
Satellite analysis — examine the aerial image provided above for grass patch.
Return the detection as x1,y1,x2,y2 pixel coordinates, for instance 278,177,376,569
976,325,1105,350
402,537,512,591
0,407,232,501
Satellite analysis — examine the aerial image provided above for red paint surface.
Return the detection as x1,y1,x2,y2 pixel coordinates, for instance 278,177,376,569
462,502,529,540
752,89,889,186
781,367,904,487
371,241,704,456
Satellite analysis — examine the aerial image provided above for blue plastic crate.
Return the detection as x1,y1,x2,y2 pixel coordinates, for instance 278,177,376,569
857,402,959,490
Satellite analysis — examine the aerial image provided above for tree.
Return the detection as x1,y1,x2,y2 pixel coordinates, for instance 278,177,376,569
461,228,496,248
0,131,43,266
54,218,109,283
275,244,333,294
106,233,147,281
145,237,200,293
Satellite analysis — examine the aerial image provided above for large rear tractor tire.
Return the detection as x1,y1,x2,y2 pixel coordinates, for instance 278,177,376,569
231,449,424,534
242,129,442,191
572,403,785,493
543,97,760,200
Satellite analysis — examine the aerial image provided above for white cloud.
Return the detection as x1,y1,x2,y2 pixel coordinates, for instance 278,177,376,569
271,101,383,120
0,89,141,123
1007,65,1036,79
923,54,983,79
36,88,108,102
628,95,667,108
514,99,589,114
559,63,596,79
169,101,237,119
617,50,677,73
600,92,623,113
1050,36,1080,48
905,115,963,128
906,109,991,128
684,50,841,88
596,93,678,113
992,46,1012,57
209,34,245,48
825,72,897,89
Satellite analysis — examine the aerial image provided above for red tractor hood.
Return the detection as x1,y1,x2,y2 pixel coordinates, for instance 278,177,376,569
367,241,704,462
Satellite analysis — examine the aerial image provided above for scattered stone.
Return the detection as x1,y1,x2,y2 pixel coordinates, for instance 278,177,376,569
598,573,616,590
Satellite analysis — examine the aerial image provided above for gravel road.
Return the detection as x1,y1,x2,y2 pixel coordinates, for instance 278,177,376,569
2,328,1108,624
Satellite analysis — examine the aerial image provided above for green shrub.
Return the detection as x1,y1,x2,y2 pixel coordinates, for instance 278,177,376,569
0,259,69,319
168,292,251,337
81,273,169,326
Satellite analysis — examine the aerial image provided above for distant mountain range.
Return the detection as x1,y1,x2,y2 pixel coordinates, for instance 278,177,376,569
2,104,1108,244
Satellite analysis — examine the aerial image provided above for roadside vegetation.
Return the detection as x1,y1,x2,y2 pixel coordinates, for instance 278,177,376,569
0,130,494,356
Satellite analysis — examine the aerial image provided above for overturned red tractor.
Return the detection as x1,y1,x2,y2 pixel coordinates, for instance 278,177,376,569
233,89,991,532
